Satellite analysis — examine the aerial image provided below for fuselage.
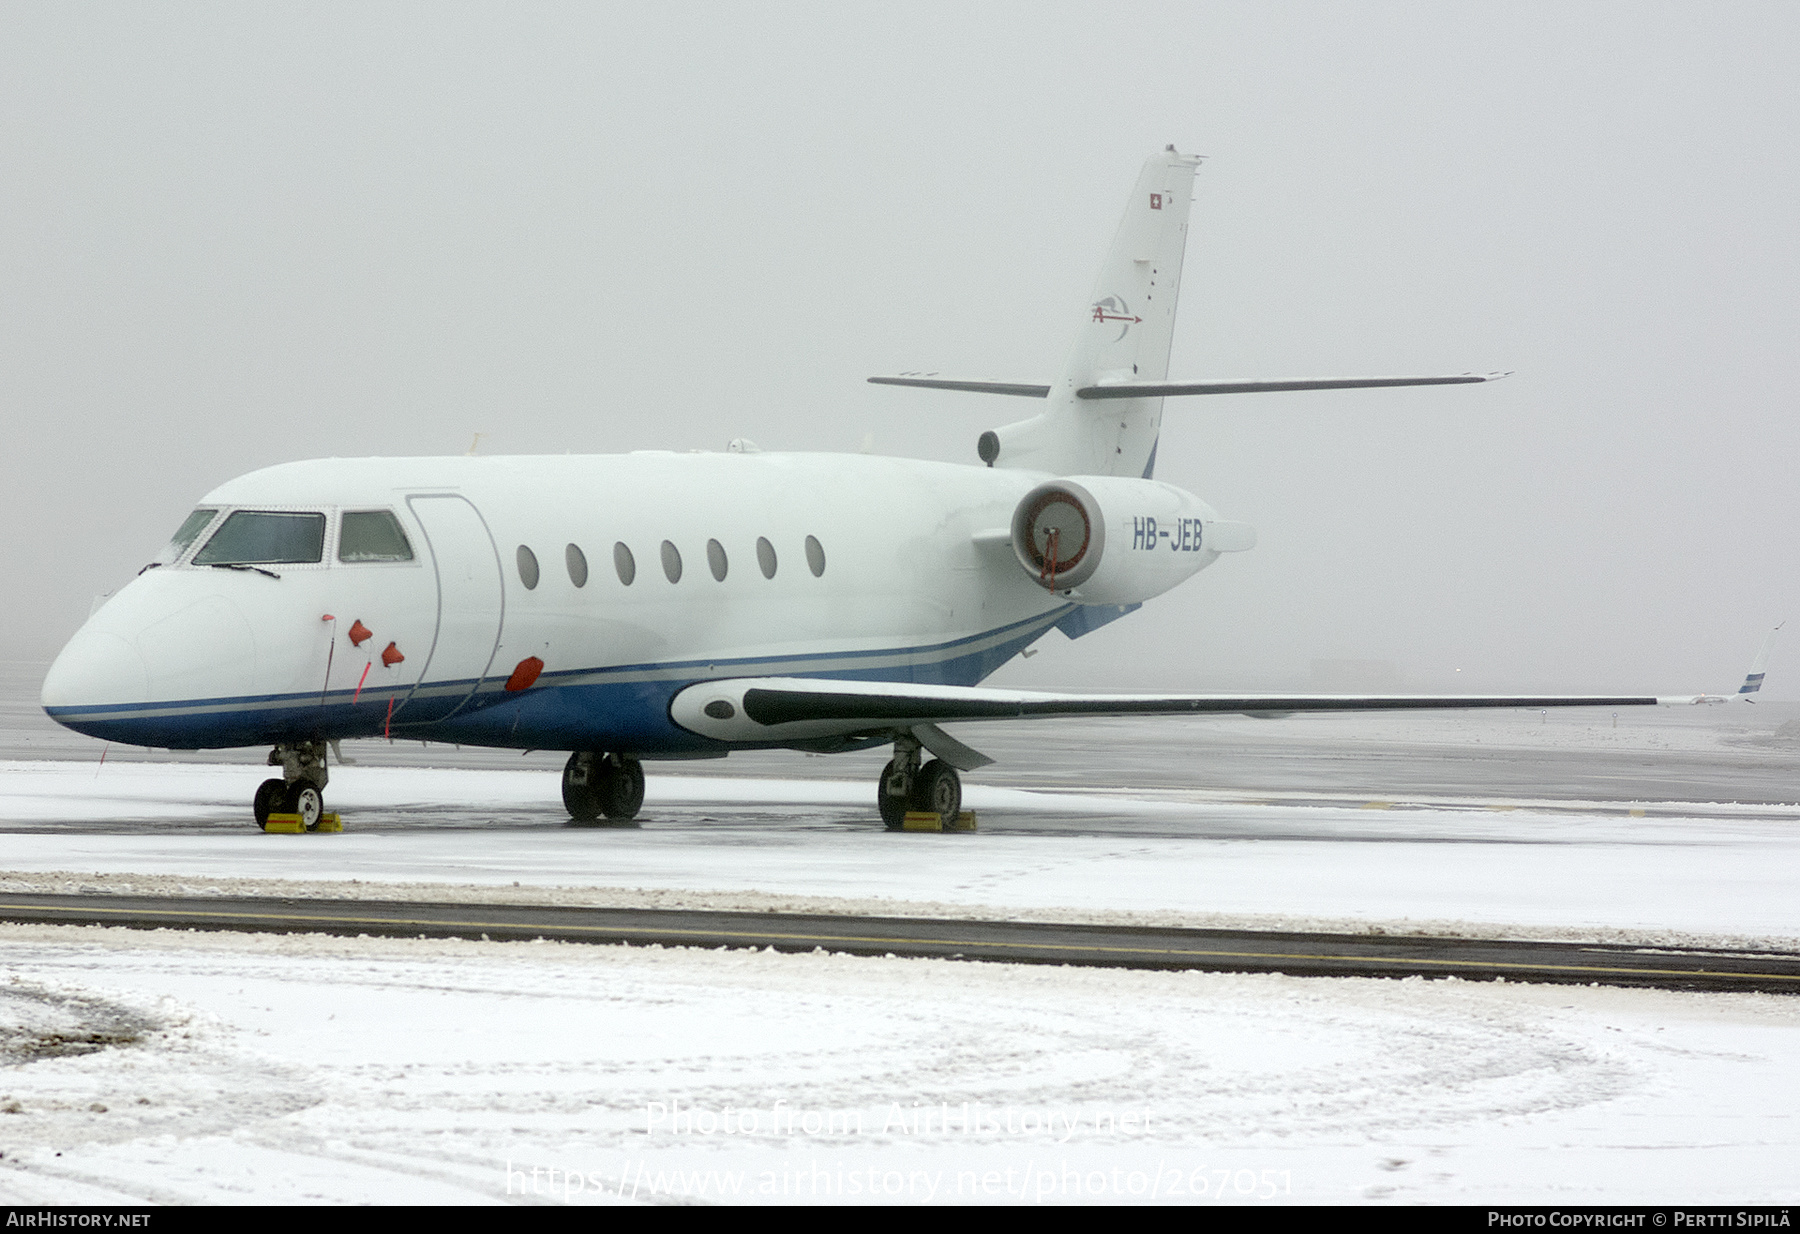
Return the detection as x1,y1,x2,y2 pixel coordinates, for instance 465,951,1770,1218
43,451,1208,756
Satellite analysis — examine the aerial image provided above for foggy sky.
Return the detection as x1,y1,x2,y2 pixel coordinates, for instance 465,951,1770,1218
4,2,1797,698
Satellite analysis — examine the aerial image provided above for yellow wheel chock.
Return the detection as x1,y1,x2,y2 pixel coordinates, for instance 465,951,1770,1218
901,810,978,833
261,812,343,834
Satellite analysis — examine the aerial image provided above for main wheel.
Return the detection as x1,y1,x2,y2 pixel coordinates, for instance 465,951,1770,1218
282,781,324,832
911,759,961,827
562,752,603,821
877,757,911,830
253,778,285,829
600,757,645,821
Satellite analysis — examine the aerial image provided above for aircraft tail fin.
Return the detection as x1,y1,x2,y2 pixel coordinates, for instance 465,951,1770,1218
867,150,1504,480
985,148,1202,478
1738,622,1784,696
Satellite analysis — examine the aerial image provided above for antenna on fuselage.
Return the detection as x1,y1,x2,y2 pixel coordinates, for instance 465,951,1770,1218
466,433,485,456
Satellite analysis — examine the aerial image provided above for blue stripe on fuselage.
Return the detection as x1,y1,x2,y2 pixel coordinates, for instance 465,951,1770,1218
45,607,1071,753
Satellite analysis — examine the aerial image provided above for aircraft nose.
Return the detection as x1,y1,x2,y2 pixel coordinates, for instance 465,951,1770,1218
42,628,149,711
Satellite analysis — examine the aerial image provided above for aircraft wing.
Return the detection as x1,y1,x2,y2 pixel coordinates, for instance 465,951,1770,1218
670,677,1701,768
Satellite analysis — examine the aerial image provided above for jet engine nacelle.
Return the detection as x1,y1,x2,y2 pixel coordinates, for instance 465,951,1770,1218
1008,475,1254,606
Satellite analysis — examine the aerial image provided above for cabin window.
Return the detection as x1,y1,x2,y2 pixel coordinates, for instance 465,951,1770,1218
614,542,636,585
661,540,682,583
194,511,326,566
805,534,826,577
756,536,777,579
707,538,728,581
517,545,540,590
566,543,588,588
338,510,413,562
158,508,219,564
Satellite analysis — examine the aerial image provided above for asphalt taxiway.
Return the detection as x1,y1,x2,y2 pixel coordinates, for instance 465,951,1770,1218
3,891,1798,993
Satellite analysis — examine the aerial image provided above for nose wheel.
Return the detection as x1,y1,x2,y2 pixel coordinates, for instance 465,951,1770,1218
255,740,330,831
255,779,325,830
253,778,285,828
563,752,646,822
283,782,324,830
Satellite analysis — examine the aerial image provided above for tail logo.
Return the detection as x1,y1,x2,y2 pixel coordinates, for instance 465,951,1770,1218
1091,295,1143,342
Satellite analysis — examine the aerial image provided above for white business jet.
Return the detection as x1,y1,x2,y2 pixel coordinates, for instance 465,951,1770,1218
41,148,1690,831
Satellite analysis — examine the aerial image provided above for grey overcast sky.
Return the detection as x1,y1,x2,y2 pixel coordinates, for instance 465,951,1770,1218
4,2,1797,696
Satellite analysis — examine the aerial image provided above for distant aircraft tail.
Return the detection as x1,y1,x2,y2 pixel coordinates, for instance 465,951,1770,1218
1738,622,1784,696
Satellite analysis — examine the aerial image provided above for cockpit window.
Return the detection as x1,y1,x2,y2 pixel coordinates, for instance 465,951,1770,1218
193,511,327,566
338,510,414,562
158,508,219,564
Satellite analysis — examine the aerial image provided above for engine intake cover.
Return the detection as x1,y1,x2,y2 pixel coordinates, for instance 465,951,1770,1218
1012,481,1103,590
1009,475,1231,606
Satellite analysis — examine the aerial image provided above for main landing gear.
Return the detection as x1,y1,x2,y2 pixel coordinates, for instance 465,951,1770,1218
877,733,962,831
255,739,329,831
562,751,646,822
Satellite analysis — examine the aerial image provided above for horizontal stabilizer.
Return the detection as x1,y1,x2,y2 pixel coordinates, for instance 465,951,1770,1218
868,376,1049,398
866,373,1508,401
1076,373,1510,399
672,677,1672,747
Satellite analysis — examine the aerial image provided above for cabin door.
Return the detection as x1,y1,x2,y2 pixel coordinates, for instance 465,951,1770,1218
392,493,505,725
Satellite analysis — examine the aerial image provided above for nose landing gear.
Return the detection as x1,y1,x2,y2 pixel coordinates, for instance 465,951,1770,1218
255,740,330,831
562,751,646,822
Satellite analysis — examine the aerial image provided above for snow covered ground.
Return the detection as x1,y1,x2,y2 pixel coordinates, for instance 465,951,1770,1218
1,924,1796,1206
1,723,1798,1204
